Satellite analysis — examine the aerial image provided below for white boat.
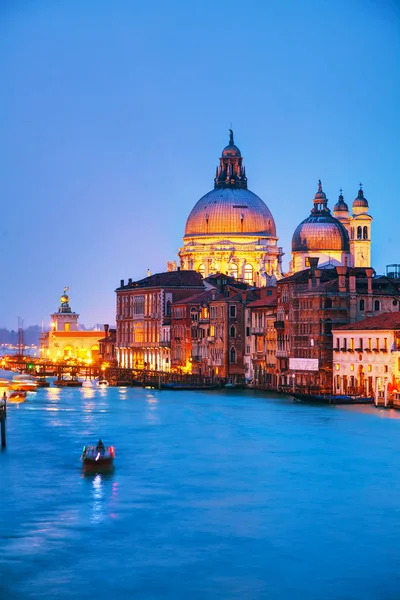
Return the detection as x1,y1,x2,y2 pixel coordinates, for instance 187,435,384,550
97,379,109,387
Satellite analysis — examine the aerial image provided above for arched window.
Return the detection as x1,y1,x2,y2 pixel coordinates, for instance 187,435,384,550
230,346,237,363
244,264,253,285
198,264,205,277
359,299,365,311
363,226,368,239
374,300,380,311
230,325,236,338
166,300,171,316
230,263,238,280
357,226,362,240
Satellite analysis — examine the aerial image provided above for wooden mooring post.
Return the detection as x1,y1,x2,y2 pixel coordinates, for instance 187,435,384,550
0,402,6,447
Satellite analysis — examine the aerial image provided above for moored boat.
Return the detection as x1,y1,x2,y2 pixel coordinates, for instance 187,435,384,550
35,377,50,388
160,382,219,391
10,379,38,392
54,378,83,387
81,441,115,473
97,379,109,387
291,393,374,405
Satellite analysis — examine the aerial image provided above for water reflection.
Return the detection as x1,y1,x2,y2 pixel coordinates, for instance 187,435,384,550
81,386,95,400
45,387,61,402
119,388,127,400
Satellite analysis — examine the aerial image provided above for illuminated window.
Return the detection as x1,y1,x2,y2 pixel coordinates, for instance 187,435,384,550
244,264,253,285
350,364,354,371
368,365,372,372
198,264,205,277
368,338,372,350
350,338,354,351
336,364,340,371
384,338,388,351
230,263,238,279
64,322,70,332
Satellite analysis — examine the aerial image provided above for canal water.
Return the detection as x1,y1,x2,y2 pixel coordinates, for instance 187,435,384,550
1,384,400,600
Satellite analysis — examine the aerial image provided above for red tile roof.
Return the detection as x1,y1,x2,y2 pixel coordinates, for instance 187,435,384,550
334,312,400,331
247,297,277,308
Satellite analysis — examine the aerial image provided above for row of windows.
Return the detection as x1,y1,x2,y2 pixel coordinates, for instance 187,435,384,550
335,337,389,351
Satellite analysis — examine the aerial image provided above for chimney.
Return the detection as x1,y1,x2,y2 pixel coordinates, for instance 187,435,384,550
211,290,216,301
242,291,247,302
336,266,347,292
120,279,124,288
349,270,356,293
104,324,109,338
128,278,132,285
177,266,181,271
365,268,374,295
314,269,321,287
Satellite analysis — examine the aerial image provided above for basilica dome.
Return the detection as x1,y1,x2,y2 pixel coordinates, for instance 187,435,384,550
292,181,350,252
184,187,276,237
184,130,276,238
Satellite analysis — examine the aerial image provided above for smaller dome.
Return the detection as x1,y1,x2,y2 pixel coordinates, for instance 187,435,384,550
353,186,368,208
292,214,350,252
222,143,241,158
334,190,349,212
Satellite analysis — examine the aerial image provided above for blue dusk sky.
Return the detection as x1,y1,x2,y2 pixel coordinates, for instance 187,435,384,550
1,0,399,329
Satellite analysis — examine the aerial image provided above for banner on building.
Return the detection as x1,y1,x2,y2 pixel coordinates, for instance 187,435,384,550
289,358,319,371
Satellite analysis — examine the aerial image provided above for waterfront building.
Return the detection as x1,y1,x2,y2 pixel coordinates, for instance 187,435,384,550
333,313,400,399
245,289,278,387
98,325,117,366
39,290,103,362
178,131,283,285
291,182,372,273
275,263,400,393
115,270,204,370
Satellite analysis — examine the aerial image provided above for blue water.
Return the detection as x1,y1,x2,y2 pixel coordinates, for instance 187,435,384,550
1,384,400,599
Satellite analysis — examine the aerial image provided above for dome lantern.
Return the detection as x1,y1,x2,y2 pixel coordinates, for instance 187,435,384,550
214,129,247,189
333,188,349,213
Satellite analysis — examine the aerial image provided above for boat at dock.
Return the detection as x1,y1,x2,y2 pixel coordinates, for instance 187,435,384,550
54,377,82,387
160,382,219,391
81,442,115,474
291,393,374,405
35,377,50,388
96,379,109,387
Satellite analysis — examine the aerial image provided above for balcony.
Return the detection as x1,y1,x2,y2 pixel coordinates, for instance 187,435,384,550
276,349,288,358
251,327,264,335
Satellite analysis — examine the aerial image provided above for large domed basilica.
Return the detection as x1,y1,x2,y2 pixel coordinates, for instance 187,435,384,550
178,131,283,285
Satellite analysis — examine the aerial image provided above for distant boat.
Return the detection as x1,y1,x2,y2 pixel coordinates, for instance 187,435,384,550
225,382,247,390
53,378,82,387
160,382,219,391
97,379,109,387
35,377,50,388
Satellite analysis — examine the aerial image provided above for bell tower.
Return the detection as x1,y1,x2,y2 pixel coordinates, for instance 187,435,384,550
348,185,373,267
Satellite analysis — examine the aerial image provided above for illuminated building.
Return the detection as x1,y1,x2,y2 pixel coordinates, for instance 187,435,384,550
333,313,400,400
39,289,103,362
178,131,283,285
115,270,204,370
291,182,372,273
275,263,400,394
